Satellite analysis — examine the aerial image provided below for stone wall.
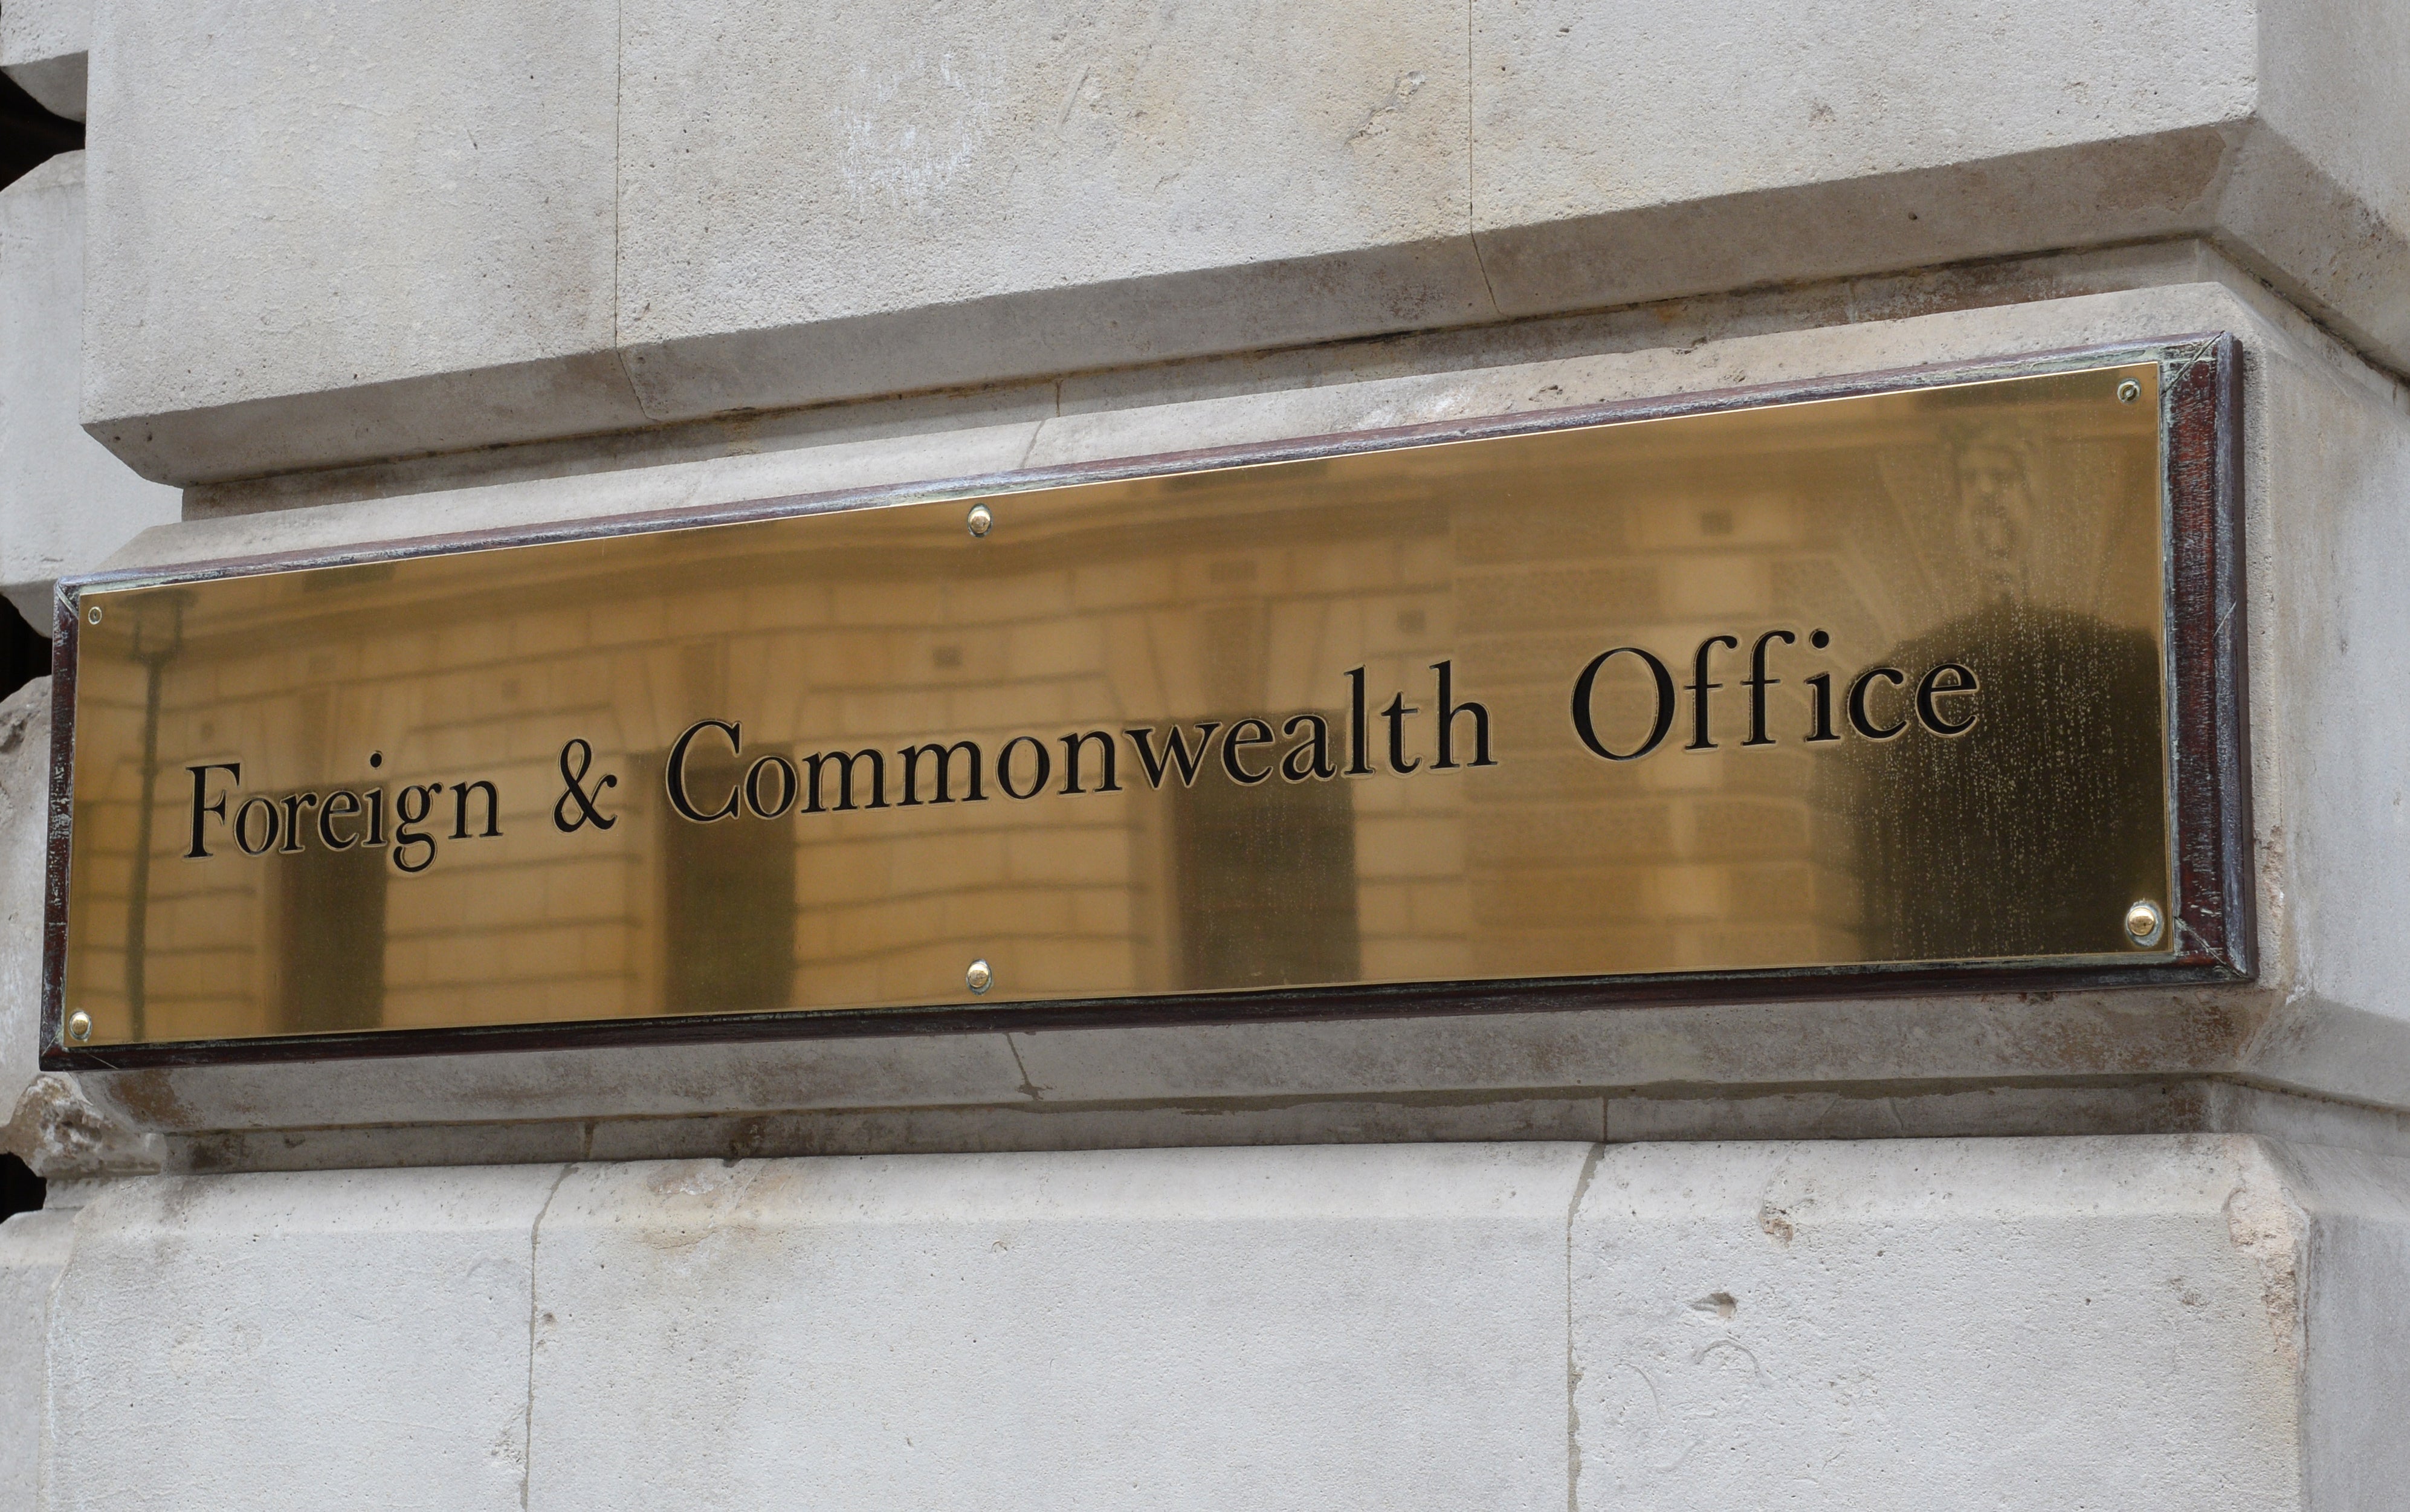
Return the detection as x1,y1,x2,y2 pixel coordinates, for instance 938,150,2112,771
2,0,2409,1505
28,1138,2406,1510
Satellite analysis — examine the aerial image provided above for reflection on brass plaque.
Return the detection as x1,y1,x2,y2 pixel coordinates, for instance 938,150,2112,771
51,354,2241,1056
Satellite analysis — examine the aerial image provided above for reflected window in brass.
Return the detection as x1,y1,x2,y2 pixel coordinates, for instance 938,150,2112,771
659,742,798,1016
1171,732,1361,992
274,831,387,1034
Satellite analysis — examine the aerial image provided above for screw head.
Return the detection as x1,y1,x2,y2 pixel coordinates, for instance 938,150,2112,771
2117,379,2142,404
85,604,101,625
65,1010,92,1043
966,504,993,538
965,958,993,994
2124,899,2166,947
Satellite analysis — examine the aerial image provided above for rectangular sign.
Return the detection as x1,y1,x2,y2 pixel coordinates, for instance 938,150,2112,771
44,343,2250,1062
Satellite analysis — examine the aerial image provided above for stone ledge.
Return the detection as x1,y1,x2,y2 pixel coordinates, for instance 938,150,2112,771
146,1078,2410,1178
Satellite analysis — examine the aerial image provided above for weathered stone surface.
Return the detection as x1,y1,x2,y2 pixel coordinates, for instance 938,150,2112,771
529,1143,1582,1509
2237,0,2410,362
0,155,177,626
2,1075,160,1181
1464,0,2410,374
0,1209,71,1512
79,0,641,484
613,0,1487,422
0,0,89,118
40,1166,561,1511
13,1136,2405,1505
2282,1140,2410,1508
73,0,2410,483
1574,1136,2306,1508
1469,0,2257,312
2,1075,160,1180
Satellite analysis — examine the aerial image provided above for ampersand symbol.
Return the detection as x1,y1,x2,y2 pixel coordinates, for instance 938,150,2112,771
553,738,619,832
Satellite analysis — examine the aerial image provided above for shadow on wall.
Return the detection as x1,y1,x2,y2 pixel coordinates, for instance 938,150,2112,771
0,71,80,192
0,1155,39,1223
0,599,47,702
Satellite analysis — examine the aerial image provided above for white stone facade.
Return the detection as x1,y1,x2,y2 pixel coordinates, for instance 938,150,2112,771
0,0,88,121
0,153,175,628
2,0,2408,1504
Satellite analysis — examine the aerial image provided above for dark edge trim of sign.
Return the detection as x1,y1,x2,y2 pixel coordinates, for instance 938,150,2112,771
39,334,2255,1070
37,583,77,1071
2162,333,2255,981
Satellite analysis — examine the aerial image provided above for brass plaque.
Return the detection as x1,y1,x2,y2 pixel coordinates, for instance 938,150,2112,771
53,357,2219,1053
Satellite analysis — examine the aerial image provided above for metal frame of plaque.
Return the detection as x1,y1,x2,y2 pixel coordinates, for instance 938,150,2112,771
40,335,2250,1068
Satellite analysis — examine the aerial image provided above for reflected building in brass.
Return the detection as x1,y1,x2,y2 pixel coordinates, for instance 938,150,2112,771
57,361,2174,1048
1838,421,2167,961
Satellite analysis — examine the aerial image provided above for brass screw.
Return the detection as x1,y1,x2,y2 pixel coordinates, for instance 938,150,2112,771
66,1010,92,1042
965,958,993,994
2117,380,2142,404
966,504,993,538
85,604,101,625
2124,899,2166,947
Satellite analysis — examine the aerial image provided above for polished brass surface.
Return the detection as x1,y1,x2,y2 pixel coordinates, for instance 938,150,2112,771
62,363,2172,1047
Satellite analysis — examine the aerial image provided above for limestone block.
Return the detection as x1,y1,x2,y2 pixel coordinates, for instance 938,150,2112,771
1574,1136,2305,1508
528,1143,1587,1509
68,0,2410,485
40,1166,564,1511
1471,0,2251,305
2225,321,2410,1108
16,1136,2400,1504
80,0,1491,481
2283,1140,2410,1507
1468,0,2409,367
0,0,89,119
79,0,641,485
0,154,177,627
612,0,1490,423
2235,0,2410,360
0,1209,71,1512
